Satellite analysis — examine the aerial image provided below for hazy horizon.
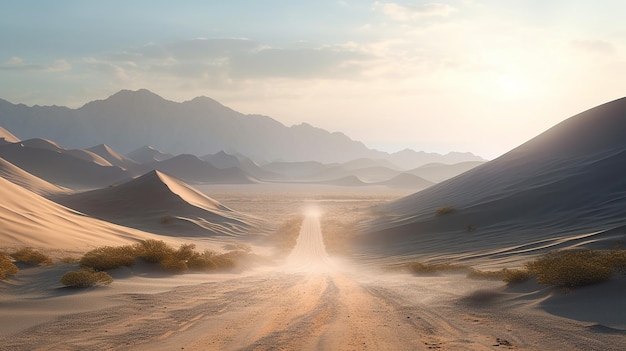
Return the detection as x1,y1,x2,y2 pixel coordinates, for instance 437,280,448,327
2,1,626,159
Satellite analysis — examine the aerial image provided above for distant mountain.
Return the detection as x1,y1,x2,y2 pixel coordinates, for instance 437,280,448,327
125,145,174,164
0,89,484,166
406,161,485,183
362,97,626,264
377,173,434,189
146,154,255,184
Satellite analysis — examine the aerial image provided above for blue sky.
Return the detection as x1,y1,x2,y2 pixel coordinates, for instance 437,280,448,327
2,1,626,158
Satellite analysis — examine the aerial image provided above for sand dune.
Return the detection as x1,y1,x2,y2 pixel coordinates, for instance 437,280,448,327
363,97,626,266
377,173,434,189
0,157,68,196
20,138,112,167
0,176,161,251
0,142,130,190
87,144,142,171
0,125,19,143
54,170,262,237
407,161,485,183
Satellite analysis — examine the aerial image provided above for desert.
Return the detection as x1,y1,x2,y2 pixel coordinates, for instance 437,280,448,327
2,2,626,350
1,91,626,350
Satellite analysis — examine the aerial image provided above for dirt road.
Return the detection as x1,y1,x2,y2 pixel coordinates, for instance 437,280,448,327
1,214,625,350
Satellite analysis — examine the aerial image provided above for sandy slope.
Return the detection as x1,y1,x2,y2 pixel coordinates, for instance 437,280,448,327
362,97,626,266
0,176,169,251
0,157,69,196
54,170,262,237
0,126,19,143
1,214,624,350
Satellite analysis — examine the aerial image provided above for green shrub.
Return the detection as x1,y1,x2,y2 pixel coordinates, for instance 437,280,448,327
10,248,52,266
435,206,455,216
526,250,614,288
80,245,136,271
0,253,18,279
60,269,113,288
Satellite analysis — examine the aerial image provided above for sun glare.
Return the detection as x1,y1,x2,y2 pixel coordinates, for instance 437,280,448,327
303,204,322,218
497,75,527,97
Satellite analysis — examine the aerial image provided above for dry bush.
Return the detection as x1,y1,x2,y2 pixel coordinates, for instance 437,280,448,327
60,269,113,288
502,268,533,284
270,216,303,254
0,252,19,280
80,245,136,271
10,248,53,266
526,250,615,288
467,268,506,280
407,261,469,275
135,239,175,263
435,206,455,216
187,250,219,271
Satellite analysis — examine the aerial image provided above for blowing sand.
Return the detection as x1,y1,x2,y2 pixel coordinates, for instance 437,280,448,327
2,209,625,350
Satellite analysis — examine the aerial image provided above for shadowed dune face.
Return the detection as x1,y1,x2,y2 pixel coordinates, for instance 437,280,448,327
54,170,263,238
361,98,626,265
0,157,68,196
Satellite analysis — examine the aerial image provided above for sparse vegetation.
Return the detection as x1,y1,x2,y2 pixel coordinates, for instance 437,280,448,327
80,245,137,271
60,268,113,288
10,248,52,266
502,268,533,284
435,206,455,216
76,240,249,275
467,268,506,280
271,215,304,255
0,252,19,280
524,249,621,288
160,215,175,224
407,261,469,275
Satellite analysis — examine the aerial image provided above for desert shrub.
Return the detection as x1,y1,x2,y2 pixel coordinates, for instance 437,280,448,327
10,248,52,266
407,261,468,275
80,245,136,271
60,269,113,288
502,268,533,284
135,239,174,263
271,216,304,254
526,250,614,288
0,253,19,280
606,249,626,272
160,215,175,224
160,257,189,273
435,206,455,216
467,268,506,280
187,250,219,271
173,244,196,261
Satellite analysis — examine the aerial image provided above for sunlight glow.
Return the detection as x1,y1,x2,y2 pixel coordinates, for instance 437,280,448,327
303,204,322,218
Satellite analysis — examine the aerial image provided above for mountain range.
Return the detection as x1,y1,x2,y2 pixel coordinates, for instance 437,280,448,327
0,89,483,167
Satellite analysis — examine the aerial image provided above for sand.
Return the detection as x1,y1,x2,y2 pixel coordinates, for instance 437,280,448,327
1,212,624,350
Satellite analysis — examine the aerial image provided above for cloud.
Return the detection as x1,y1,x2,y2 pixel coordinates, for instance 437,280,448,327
375,2,457,21
570,39,615,55
0,57,71,72
102,38,375,83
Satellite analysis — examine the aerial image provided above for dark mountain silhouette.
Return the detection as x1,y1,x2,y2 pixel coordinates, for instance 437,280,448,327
362,97,626,263
0,89,484,166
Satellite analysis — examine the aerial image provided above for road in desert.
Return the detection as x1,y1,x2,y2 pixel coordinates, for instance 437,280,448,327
2,211,625,351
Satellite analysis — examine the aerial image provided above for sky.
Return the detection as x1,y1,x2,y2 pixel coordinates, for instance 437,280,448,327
2,1,626,159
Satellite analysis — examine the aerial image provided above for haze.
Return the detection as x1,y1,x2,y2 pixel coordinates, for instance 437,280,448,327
3,1,626,158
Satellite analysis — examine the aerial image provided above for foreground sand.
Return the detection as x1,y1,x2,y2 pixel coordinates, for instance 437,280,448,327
2,213,625,350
